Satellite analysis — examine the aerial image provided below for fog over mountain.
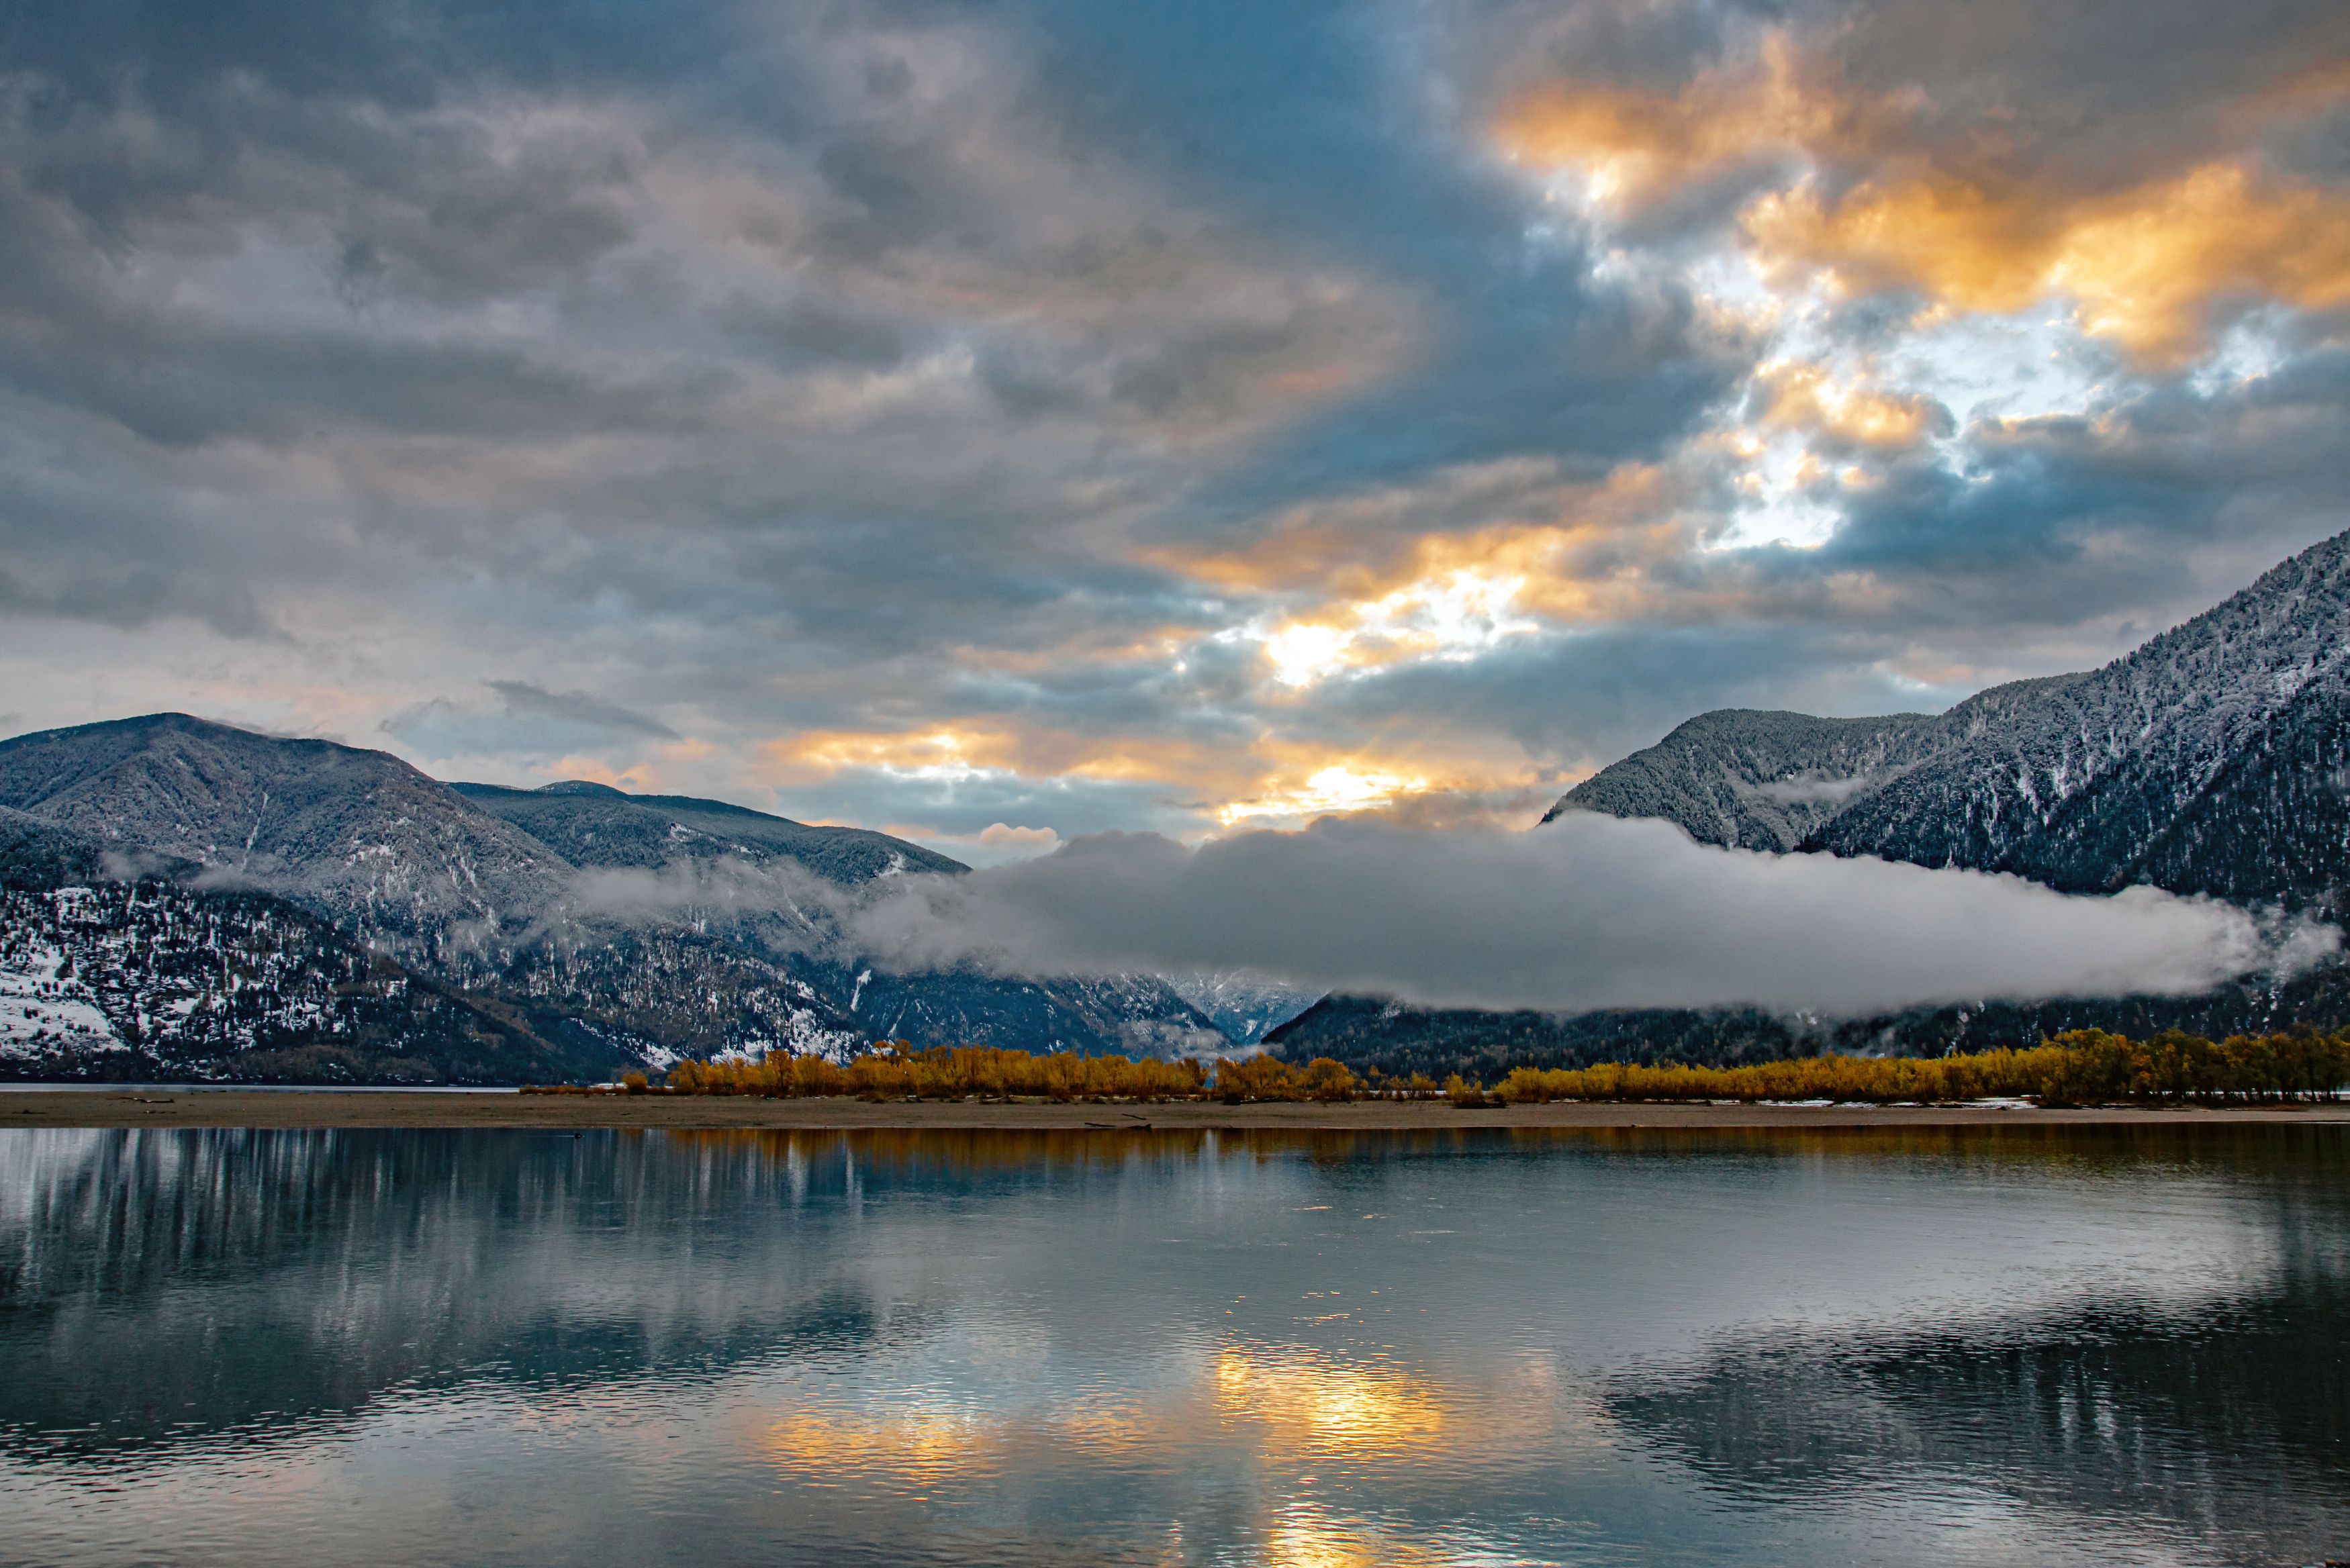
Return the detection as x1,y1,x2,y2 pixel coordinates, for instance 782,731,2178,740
852,813,2316,1016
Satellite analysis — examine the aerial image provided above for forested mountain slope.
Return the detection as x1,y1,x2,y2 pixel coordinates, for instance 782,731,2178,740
0,715,565,956
1553,528,2350,910
1809,532,2350,904
0,718,1215,1079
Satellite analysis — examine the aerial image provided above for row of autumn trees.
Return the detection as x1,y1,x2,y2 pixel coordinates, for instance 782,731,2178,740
644,1046,1419,1103
1491,1028,2350,1108
556,1027,2350,1106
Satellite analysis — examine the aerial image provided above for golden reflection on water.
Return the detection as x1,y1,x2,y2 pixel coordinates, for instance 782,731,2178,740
760,1406,993,1484
759,1389,1212,1480
754,1334,1564,1557
683,1121,2350,1561
1258,1508,1447,1567
1213,1346,1447,1454
11,1122,2335,1565
758,1388,1187,1487
757,1341,1483,1481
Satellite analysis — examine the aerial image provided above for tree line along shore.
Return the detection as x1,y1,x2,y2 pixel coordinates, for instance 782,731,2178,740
537,1028,2350,1109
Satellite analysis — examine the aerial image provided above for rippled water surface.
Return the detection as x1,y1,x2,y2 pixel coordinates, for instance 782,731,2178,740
1,1124,2345,1565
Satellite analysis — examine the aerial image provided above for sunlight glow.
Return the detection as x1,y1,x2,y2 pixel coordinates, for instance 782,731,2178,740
1217,765,1429,826
1259,568,1537,689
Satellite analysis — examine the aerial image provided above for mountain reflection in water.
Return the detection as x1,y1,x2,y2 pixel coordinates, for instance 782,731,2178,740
1,1124,2344,1566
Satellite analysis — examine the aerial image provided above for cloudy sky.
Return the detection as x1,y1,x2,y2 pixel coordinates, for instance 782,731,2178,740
5,0,2349,864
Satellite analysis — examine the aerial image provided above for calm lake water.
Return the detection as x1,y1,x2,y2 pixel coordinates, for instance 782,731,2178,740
0,1125,2344,1566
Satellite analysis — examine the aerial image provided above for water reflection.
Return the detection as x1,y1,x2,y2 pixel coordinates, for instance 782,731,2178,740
1,1125,2345,1565
1609,1273,2350,1547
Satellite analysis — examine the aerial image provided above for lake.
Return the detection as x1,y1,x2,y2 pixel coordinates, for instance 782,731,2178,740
1,1124,2343,1565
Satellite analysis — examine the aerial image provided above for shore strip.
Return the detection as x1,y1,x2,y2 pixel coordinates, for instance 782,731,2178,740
6,1091,2350,1130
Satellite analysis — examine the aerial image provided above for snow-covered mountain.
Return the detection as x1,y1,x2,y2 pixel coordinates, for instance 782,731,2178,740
0,876,617,1083
1164,970,1322,1046
0,716,1219,1081
0,715,569,959
1552,528,2350,911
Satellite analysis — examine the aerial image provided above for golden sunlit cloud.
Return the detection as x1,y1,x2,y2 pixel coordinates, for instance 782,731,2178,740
1154,460,1669,599
1217,764,1432,826
1752,359,1947,447
755,715,1558,838
743,556,1597,833
759,723,1248,794
1749,162,2350,366
1496,36,1859,217
1499,38,2350,366
763,727,1009,784
1143,463,1699,699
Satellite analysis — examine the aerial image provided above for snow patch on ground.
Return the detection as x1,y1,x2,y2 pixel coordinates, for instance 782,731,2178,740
0,941,124,1059
707,1011,864,1067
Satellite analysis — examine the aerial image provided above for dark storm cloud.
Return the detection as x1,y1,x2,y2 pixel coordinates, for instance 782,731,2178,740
1817,0,2350,168
1019,0,1756,522
487,681,676,739
0,0,1404,671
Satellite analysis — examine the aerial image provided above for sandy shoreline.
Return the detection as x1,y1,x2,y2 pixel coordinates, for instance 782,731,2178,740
4,1090,2348,1131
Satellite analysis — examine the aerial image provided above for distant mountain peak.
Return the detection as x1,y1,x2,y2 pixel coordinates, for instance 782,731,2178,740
0,712,568,955
1552,524,2350,910
536,780,628,797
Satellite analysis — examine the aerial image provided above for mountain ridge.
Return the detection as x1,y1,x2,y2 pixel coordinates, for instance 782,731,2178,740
449,779,969,884
0,715,1214,1080
1549,528,2350,910
0,714,568,958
